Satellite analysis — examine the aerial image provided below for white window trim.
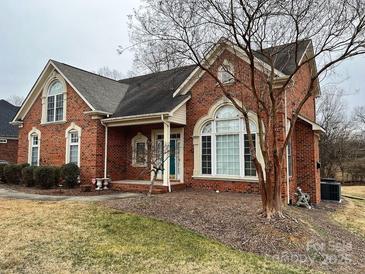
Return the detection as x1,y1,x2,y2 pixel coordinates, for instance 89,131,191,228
0,138,7,144
41,71,67,124
65,123,82,166
286,119,293,178
200,114,258,178
131,132,148,167
28,127,41,166
192,97,265,181
218,60,235,85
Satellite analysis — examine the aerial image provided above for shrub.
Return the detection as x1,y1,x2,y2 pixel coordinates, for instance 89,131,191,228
3,164,25,184
34,166,56,189
53,166,61,185
22,166,36,187
61,163,80,188
0,164,6,182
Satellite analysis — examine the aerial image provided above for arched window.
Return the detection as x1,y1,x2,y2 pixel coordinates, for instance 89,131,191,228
200,105,257,177
65,123,81,166
131,132,148,167
28,128,41,166
47,80,65,122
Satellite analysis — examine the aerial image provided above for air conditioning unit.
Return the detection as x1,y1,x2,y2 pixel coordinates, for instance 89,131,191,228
321,178,341,202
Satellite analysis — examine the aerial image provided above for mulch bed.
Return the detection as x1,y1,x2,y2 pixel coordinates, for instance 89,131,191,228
0,183,118,196
103,189,365,273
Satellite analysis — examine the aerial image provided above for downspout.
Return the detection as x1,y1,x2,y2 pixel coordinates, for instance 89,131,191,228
161,114,172,193
101,119,108,178
284,89,290,205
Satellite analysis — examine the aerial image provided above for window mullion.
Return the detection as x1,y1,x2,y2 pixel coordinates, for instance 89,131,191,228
239,118,242,177
53,95,56,122
212,122,216,176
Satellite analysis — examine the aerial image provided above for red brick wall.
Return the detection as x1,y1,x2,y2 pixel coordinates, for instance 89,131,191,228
184,49,267,192
294,120,321,204
107,124,189,182
17,83,105,183
182,49,320,203
0,139,18,163
287,63,316,120
284,63,320,204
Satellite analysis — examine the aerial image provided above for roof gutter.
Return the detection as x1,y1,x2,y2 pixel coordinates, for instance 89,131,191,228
84,110,112,116
298,114,325,133
101,112,170,124
9,121,23,126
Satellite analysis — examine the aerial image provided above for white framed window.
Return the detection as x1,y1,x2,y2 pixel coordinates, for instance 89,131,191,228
65,123,82,166
136,142,147,165
287,140,293,177
286,119,293,178
68,131,80,165
47,80,64,122
0,139,7,144
41,72,67,124
218,61,235,84
200,105,257,178
28,128,41,166
132,132,148,167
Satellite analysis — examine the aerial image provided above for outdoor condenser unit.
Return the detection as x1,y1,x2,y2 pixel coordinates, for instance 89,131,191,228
320,178,341,202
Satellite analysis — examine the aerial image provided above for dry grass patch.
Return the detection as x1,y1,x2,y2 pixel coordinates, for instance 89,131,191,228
333,198,365,238
0,199,309,274
342,185,365,199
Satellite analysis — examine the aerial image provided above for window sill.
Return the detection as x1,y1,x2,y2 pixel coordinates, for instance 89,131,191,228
132,163,148,168
192,175,259,183
41,120,67,126
216,81,235,87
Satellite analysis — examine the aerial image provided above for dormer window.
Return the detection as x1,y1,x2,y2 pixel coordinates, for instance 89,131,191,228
218,61,234,84
47,80,65,122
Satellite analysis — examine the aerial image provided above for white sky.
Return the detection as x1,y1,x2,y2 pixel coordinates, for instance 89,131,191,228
0,0,364,111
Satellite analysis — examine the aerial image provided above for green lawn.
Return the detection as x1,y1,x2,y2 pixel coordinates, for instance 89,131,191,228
0,199,308,273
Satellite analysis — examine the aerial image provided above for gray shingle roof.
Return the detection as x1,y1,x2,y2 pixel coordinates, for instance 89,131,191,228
0,100,19,138
52,60,195,118
52,60,129,113
49,40,310,119
254,40,311,75
114,65,196,117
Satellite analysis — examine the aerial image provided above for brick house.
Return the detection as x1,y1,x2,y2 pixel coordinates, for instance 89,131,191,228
0,100,19,164
11,40,324,203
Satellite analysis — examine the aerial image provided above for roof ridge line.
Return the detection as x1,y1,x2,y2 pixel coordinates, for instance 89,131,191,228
118,64,196,83
50,59,126,84
257,39,311,52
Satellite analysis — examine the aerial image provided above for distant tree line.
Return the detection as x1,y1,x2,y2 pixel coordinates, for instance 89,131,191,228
317,88,365,182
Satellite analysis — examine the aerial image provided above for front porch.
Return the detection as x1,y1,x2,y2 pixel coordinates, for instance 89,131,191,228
103,110,188,193
111,180,187,194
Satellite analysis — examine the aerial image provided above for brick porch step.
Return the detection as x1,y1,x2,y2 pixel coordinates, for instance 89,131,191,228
111,180,186,194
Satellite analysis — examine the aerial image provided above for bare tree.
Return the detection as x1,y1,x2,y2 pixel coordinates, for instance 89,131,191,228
317,88,352,178
7,95,24,106
97,66,124,80
127,0,365,218
354,105,365,129
121,41,187,73
128,140,171,196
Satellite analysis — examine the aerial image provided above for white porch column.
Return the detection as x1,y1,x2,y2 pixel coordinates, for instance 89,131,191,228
163,120,170,189
104,125,108,178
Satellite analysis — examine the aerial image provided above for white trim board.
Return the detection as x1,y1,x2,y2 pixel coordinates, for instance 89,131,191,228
173,40,290,97
12,60,97,123
298,115,325,133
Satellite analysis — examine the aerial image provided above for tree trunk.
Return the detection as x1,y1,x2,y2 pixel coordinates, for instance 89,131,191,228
148,171,158,196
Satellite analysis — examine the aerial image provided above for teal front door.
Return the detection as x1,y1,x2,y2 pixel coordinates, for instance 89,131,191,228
156,133,180,180
170,140,176,177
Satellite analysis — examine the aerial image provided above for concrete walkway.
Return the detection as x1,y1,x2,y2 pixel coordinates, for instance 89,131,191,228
0,187,141,202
